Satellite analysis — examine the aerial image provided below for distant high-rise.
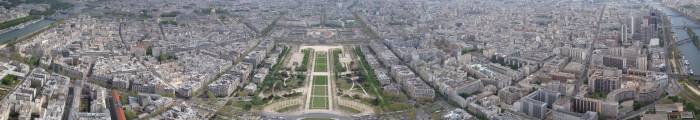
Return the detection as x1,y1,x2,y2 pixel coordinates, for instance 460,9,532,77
621,26,626,43
630,14,635,36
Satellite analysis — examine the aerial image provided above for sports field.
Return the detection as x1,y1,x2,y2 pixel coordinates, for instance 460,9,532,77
310,75,329,109
314,54,328,72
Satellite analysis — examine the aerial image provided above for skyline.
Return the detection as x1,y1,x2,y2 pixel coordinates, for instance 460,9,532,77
0,0,698,120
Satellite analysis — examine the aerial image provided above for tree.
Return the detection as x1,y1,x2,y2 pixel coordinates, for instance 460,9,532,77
238,91,249,97
160,11,181,17
356,75,366,83
8,111,18,118
206,91,217,101
1,74,16,85
30,113,39,119
146,46,153,56
267,94,274,100
371,98,380,106
633,102,646,110
383,90,408,102
280,71,289,78
243,103,252,111
159,20,177,25
459,93,470,99
27,55,41,66
684,101,698,113
387,103,412,111
120,94,129,104
251,96,263,105
353,94,361,99
29,82,39,88
669,96,680,102
157,55,177,62
124,109,136,120
0,16,41,30
225,99,235,105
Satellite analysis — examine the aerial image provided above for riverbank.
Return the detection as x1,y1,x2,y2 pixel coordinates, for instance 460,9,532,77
686,27,700,49
0,16,42,33
0,19,56,43
664,3,700,24
0,19,42,35
654,8,680,74
0,19,65,49
654,3,700,76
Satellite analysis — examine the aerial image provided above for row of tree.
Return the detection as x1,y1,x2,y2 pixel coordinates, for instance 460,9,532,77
160,11,181,17
0,16,41,30
686,27,700,49
352,47,389,107
158,20,177,25
295,49,312,71
1,0,71,9
332,49,346,74
1,0,73,16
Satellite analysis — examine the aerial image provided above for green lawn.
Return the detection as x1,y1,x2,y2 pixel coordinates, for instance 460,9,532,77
314,55,328,72
310,75,329,109
312,86,328,96
310,96,328,109
314,64,327,72
311,76,328,96
230,101,252,108
0,90,9,101
315,57,327,64
276,105,300,112
336,77,352,90
313,76,328,85
339,105,361,114
1,75,20,88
